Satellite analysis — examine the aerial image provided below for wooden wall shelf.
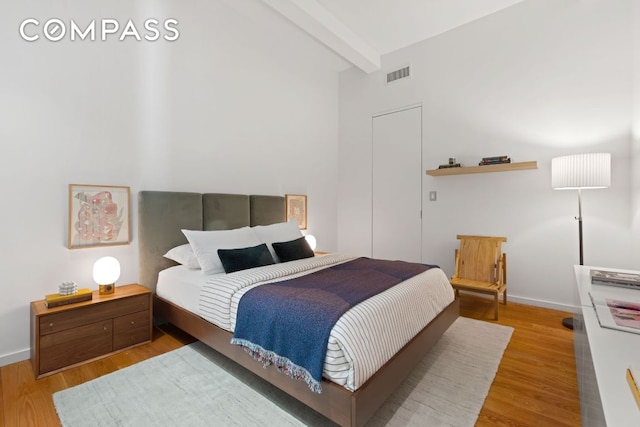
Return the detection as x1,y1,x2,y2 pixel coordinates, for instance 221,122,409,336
426,161,538,176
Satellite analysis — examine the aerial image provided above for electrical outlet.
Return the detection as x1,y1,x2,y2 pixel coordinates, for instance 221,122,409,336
429,191,437,201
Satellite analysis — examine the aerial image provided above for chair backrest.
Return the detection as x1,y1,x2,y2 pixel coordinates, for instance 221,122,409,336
454,235,507,283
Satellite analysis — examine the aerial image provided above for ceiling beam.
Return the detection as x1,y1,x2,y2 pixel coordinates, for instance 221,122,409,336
261,0,381,73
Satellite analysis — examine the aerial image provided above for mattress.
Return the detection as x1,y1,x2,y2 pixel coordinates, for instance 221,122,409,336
156,265,210,315
157,253,455,391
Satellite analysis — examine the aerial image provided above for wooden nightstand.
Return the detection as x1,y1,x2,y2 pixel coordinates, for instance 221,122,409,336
30,284,152,379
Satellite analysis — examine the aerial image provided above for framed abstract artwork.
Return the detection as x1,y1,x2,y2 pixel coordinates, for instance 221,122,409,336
68,184,130,249
285,194,307,230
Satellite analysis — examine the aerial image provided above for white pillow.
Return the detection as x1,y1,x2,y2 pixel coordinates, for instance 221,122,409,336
163,244,200,269
252,219,303,262
182,227,261,275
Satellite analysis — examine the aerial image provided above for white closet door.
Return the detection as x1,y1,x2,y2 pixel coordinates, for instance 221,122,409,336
372,105,422,262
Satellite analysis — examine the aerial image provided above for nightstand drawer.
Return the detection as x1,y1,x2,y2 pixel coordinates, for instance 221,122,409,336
39,294,149,335
39,320,112,373
113,311,150,350
114,294,150,315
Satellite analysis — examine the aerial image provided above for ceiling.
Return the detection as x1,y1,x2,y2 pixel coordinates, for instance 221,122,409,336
260,0,525,73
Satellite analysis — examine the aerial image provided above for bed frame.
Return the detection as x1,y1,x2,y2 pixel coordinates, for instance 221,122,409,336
138,191,459,427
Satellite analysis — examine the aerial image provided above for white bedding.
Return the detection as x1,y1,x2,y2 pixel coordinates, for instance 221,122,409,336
157,266,210,314
157,253,455,391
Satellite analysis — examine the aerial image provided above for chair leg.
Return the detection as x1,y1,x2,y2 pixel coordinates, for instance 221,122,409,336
494,292,499,320
503,289,507,305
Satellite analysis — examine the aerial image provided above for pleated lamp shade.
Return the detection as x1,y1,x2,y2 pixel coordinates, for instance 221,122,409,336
551,153,611,190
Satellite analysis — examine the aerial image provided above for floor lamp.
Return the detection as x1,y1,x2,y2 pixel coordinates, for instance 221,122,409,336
551,153,611,330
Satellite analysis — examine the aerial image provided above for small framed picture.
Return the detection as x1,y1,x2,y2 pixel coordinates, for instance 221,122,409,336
285,194,307,230
68,184,130,249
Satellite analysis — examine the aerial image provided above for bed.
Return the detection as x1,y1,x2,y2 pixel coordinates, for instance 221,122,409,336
138,191,459,427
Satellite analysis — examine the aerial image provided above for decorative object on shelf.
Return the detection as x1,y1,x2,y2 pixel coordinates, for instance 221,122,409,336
438,162,461,169
58,281,78,296
552,152,611,330
304,234,317,251
93,256,121,295
68,184,130,249
285,194,307,230
437,156,461,169
44,288,92,308
479,155,511,166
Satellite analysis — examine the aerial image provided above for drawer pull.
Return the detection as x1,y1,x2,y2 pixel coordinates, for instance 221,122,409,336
49,323,53,327
130,321,135,325
104,326,108,331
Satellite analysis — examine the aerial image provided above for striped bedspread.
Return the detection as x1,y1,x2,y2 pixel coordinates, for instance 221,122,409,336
198,253,455,391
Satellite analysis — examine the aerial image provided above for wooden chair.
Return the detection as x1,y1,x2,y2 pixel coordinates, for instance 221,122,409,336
450,235,507,320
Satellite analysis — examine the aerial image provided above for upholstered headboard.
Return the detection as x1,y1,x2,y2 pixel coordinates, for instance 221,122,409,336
138,191,285,291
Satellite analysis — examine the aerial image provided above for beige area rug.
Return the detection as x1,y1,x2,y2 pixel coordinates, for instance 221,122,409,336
54,317,513,427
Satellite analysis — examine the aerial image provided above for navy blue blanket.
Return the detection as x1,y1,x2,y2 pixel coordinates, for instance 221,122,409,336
230,257,437,393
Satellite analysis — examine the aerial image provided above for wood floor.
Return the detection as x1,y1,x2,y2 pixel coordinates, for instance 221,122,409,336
464,296,580,427
1,296,580,427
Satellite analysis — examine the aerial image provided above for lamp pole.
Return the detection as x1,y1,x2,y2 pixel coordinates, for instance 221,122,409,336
577,188,583,266
562,189,584,330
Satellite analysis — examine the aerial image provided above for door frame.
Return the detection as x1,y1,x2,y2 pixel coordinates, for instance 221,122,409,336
371,103,423,261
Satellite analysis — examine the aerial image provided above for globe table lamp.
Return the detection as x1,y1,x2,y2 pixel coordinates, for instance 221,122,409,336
304,234,317,251
93,256,121,295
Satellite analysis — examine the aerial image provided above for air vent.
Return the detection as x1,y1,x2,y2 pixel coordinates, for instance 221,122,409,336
386,66,411,84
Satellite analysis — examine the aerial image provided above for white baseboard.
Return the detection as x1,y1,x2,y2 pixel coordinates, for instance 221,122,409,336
0,348,30,368
507,295,579,314
457,290,579,314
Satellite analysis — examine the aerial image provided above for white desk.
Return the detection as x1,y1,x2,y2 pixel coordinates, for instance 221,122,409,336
574,265,640,427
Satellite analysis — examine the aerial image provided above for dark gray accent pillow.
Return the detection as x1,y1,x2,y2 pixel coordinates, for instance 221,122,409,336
217,243,275,273
272,237,315,263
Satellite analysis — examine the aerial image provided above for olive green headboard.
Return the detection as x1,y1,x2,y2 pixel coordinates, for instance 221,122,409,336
138,191,285,291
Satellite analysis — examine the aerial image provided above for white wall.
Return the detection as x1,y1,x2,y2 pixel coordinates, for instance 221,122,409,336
632,1,640,260
338,0,636,311
0,0,339,365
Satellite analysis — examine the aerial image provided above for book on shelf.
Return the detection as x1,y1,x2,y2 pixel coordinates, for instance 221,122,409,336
479,156,511,166
44,288,93,308
591,269,640,290
589,292,640,335
482,155,509,162
628,365,640,410
438,163,461,169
